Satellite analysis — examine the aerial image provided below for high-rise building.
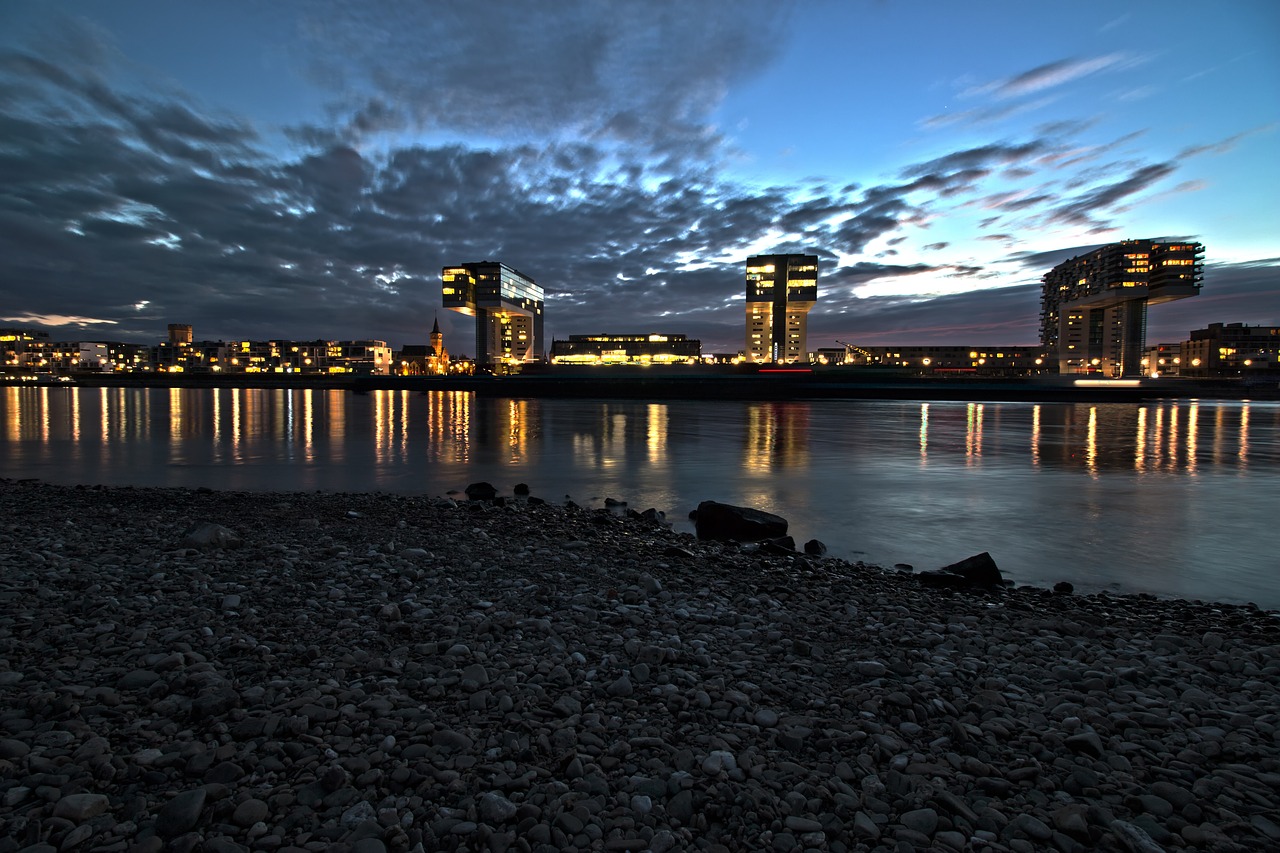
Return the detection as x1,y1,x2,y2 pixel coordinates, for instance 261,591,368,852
1040,239,1203,377
442,262,544,371
745,254,818,363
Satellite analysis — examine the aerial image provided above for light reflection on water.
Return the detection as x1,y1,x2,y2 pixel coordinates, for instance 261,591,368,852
3,387,1278,608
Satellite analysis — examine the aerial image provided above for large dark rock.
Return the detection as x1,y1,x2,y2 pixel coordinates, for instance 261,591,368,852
693,501,788,542
464,482,498,501
918,552,1004,589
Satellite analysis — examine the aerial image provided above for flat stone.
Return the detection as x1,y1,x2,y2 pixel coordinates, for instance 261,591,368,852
53,793,110,822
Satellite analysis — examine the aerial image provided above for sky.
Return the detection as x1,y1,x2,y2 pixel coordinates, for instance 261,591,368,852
1,0,1277,354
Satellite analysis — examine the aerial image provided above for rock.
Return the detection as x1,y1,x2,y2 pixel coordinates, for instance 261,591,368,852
1111,820,1166,852
901,807,938,836
53,793,110,821
464,482,498,501
478,792,518,824
156,788,207,837
1054,581,1075,594
667,789,694,823
803,539,827,555
760,535,796,555
513,483,530,496
918,552,1003,588
1065,731,1105,759
607,675,634,697
701,750,737,774
232,798,269,827
179,521,242,550
692,500,788,542
0,738,30,759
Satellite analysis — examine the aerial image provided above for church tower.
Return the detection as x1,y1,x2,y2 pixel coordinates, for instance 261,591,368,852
428,316,450,374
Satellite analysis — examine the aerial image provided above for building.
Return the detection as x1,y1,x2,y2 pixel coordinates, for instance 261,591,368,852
398,317,453,375
1040,239,1203,377
442,262,544,372
745,254,818,363
828,344,1050,375
550,334,702,365
167,324,193,345
1181,322,1280,377
1142,343,1183,377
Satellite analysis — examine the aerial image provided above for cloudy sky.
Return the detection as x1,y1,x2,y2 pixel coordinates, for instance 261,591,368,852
2,0,1277,354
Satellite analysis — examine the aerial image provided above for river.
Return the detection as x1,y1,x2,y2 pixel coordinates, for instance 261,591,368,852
3,386,1277,608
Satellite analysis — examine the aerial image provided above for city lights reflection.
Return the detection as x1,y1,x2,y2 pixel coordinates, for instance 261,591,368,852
1085,406,1098,477
1031,405,1040,468
965,403,983,461
919,403,929,464
744,403,809,472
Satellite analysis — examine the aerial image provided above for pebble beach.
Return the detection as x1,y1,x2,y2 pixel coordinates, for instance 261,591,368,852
1,480,1278,853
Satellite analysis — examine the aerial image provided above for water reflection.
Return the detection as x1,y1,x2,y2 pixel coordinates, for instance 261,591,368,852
744,402,809,472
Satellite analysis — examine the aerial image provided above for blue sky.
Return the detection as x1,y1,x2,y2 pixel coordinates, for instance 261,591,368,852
1,0,1276,352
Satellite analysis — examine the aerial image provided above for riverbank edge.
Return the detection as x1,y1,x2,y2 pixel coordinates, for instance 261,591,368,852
2,480,1279,853
6,372,1277,403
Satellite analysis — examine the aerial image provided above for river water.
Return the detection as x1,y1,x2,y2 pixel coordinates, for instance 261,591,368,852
4,386,1278,608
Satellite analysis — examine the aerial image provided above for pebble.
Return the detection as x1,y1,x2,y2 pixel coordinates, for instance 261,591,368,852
1,481,1278,852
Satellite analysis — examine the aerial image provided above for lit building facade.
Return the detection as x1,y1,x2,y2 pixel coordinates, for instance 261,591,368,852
746,254,818,363
442,262,544,371
1181,322,1280,377
550,334,702,364
1142,343,1183,377
827,344,1051,375
1040,239,1203,377
398,318,453,375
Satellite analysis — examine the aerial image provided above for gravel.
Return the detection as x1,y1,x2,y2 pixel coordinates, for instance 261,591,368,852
1,479,1278,852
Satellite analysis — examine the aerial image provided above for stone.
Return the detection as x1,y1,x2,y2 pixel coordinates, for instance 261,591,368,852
464,482,498,501
1054,581,1075,594
156,788,207,837
232,798,269,827
803,539,827,555
179,521,242,550
53,793,110,821
901,807,938,836
918,552,1003,588
478,792,517,824
692,500,788,542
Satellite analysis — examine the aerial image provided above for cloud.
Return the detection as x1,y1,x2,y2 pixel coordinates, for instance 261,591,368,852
966,54,1137,100
1178,124,1276,159
291,0,798,159
1044,162,1177,229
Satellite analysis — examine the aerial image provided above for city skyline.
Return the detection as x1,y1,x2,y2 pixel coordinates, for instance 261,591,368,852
1,1,1277,353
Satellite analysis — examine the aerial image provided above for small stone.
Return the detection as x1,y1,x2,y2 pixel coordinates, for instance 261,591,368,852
232,798,269,827
901,807,938,836
607,675,634,697
53,793,110,822
478,792,517,824
157,788,207,837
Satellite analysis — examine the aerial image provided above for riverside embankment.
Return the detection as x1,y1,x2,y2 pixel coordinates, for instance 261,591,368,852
1,481,1278,852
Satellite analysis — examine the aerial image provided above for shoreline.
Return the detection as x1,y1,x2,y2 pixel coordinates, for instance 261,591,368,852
5,371,1277,403
2,481,1278,852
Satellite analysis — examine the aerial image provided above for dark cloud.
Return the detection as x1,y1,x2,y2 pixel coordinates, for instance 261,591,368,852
1044,162,1177,229
293,0,797,159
